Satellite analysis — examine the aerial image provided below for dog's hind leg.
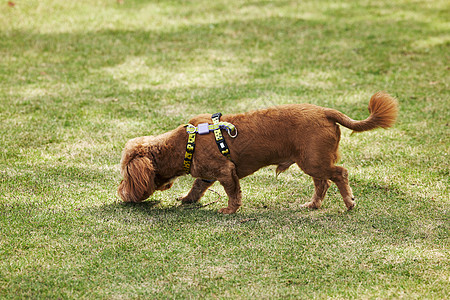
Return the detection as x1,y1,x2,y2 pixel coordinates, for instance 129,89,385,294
330,166,356,210
297,158,355,210
302,178,331,209
179,178,215,204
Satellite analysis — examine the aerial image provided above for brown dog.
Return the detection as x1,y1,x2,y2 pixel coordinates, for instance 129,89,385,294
118,92,398,214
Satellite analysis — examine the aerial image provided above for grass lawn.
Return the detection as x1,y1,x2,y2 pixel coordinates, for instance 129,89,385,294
0,0,449,298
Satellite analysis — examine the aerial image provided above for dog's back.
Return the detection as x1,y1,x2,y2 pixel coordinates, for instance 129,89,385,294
186,103,340,179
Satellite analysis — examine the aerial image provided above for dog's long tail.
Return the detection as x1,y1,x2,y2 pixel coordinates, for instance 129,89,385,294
325,92,398,132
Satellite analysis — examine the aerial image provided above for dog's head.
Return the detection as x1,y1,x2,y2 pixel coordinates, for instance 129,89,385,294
117,136,177,202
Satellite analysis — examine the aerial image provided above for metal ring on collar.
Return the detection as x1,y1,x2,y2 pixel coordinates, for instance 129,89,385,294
227,127,238,138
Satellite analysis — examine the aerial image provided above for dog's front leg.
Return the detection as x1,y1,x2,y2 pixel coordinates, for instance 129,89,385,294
179,178,215,204
217,166,242,214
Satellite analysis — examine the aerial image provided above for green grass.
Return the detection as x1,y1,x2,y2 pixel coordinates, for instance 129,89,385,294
1,0,449,298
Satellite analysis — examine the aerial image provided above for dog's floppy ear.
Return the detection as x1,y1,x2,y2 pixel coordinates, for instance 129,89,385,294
118,155,156,202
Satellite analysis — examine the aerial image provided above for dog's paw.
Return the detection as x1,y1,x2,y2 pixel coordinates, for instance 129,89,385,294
344,196,356,210
218,207,238,214
346,200,356,211
301,201,321,209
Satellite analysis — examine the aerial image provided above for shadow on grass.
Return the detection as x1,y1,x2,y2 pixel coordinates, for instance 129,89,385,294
77,169,447,243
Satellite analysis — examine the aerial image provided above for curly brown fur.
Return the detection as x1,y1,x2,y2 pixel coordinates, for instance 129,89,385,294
118,92,398,214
